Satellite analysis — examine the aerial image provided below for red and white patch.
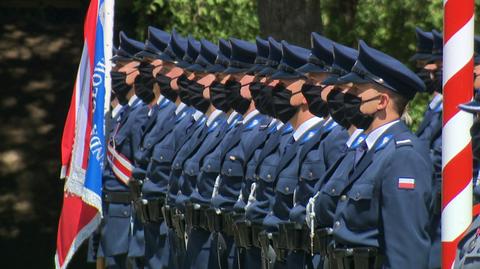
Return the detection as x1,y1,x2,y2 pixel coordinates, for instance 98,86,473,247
398,178,415,189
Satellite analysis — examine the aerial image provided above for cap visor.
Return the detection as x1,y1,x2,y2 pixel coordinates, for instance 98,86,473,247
459,100,480,113
186,63,206,73
246,64,266,74
256,66,276,77
205,64,226,73
111,55,132,63
270,70,306,80
322,74,340,85
296,63,327,74
428,54,443,62
156,52,175,63
223,66,250,74
409,53,432,62
337,72,370,84
175,60,193,68
475,56,480,65
135,50,160,60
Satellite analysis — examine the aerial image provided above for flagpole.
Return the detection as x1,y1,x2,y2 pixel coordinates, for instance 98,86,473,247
104,0,114,116
441,0,474,267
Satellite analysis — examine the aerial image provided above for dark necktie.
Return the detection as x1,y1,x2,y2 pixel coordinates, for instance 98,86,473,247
354,141,368,166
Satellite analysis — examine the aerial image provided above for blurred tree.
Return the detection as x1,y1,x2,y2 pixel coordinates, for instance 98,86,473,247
130,0,259,43
257,0,322,47
125,0,480,130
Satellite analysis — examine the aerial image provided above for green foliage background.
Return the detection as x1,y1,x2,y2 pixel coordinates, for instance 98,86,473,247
126,0,480,130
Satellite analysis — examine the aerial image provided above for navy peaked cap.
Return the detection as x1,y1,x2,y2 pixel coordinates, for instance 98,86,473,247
271,41,310,79
156,29,187,64
297,32,334,74
186,39,219,73
111,31,145,62
256,37,282,77
135,26,171,60
429,29,443,62
409,27,433,61
323,43,358,85
223,38,257,74
338,40,425,100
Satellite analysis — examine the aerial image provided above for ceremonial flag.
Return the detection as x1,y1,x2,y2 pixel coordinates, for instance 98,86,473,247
55,0,114,268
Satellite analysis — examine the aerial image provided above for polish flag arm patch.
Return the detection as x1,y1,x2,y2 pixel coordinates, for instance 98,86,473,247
398,177,415,189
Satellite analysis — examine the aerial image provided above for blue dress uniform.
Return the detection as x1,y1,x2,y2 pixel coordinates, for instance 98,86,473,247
313,129,366,230
141,103,195,269
453,95,480,269
101,94,148,268
100,32,149,269
88,102,124,263
130,96,176,263
208,110,270,267
289,40,361,227
176,110,227,269
262,117,323,230
415,29,443,269
327,40,432,269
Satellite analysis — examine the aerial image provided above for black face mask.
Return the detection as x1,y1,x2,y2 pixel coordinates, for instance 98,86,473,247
225,80,251,115
250,81,269,115
177,74,193,106
187,81,210,113
259,85,275,117
133,62,156,103
250,81,263,101
156,74,179,103
433,69,443,93
343,93,380,130
301,83,329,118
210,81,232,112
326,90,351,129
272,84,299,123
111,70,132,105
471,118,480,162
417,69,435,94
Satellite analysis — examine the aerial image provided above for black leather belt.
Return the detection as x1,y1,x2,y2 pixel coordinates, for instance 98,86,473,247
328,247,383,269
103,191,132,204
205,209,235,236
135,198,164,223
171,210,185,239
280,222,334,255
162,205,174,228
280,222,309,251
185,203,209,230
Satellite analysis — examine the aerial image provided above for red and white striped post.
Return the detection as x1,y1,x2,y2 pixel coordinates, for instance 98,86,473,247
442,0,474,267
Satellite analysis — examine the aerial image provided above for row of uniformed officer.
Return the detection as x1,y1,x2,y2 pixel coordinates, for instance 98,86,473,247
86,25,443,269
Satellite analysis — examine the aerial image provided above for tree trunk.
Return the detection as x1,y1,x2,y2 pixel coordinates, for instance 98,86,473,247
257,0,322,47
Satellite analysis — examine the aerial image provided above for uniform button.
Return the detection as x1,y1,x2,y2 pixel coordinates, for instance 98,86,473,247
334,221,340,228
207,164,211,169
160,156,164,160
175,163,180,168
309,172,313,177
141,147,145,151
267,174,271,179
340,195,347,201
331,188,336,194
228,168,232,174
123,210,129,217
285,187,289,192
355,192,361,200
190,169,194,174
147,143,151,147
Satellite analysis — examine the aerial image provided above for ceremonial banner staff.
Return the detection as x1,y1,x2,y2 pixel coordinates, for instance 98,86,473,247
442,0,474,267
55,0,114,268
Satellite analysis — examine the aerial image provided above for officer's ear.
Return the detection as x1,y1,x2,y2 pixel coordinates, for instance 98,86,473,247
376,91,389,111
